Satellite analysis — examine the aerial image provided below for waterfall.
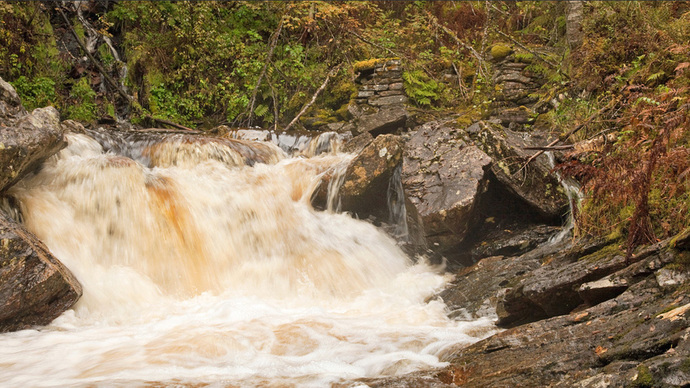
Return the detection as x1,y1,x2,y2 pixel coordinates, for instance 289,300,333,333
387,164,409,242
0,131,496,387
545,151,584,245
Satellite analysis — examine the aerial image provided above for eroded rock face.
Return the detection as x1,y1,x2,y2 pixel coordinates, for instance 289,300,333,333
440,276,690,387
0,105,66,192
0,210,82,332
472,120,568,220
353,233,690,387
402,122,491,249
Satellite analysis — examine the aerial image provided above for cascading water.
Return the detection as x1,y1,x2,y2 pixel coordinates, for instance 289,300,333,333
545,151,584,245
0,131,496,387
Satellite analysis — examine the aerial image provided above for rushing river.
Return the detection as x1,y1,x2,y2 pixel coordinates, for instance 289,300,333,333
0,132,496,387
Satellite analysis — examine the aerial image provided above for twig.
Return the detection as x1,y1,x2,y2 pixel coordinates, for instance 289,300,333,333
283,65,340,132
144,116,195,132
522,145,575,151
516,102,615,174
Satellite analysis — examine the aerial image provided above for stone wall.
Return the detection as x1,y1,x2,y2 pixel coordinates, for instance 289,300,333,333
489,47,547,131
349,59,409,135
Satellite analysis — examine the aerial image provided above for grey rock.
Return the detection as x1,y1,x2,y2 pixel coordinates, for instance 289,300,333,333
402,122,491,249
578,277,629,306
369,95,408,106
0,78,22,107
389,82,404,90
355,106,407,135
0,77,27,124
472,121,568,220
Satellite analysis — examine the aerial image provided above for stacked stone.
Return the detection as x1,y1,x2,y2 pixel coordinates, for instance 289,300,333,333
350,59,408,135
355,59,407,108
489,52,545,130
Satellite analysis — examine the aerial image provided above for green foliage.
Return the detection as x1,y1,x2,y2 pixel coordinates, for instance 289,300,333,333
1,2,68,115
10,75,57,111
65,78,97,123
402,70,441,106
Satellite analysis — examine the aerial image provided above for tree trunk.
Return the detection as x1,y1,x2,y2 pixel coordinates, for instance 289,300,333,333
566,1,584,49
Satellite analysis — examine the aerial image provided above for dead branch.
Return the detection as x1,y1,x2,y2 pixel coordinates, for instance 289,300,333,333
57,6,131,104
427,11,489,80
522,145,575,151
283,65,340,132
144,116,196,132
516,102,615,174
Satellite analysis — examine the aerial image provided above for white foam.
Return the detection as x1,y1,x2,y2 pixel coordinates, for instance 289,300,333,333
0,133,498,386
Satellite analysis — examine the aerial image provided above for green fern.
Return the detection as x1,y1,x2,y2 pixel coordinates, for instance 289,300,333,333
402,70,441,107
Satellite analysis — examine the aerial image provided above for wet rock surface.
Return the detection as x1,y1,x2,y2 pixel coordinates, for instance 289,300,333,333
353,233,690,387
471,120,568,220
402,121,491,251
0,210,82,332
338,134,405,223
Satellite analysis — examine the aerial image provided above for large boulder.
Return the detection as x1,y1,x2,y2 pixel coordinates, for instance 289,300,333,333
0,210,82,332
339,134,405,223
1,105,66,192
438,276,690,387
402,122,491,250
472,120,568,220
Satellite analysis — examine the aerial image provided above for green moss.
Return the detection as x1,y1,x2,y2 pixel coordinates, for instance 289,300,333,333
630,364,654,388
578,243,623,263
335,104,352,121
353,58,398,73
514,52,534,64
490,44,513,60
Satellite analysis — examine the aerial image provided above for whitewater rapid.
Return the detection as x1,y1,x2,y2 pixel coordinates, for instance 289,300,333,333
0,132,496,387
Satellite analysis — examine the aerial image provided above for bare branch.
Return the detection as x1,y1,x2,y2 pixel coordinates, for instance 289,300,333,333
427,11,489,80
284,65,341,132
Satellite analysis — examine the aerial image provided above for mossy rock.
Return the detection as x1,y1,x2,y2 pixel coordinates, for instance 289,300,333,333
491,44,513,61
514,52,535,64
670,227,690,250
353,57,399,73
